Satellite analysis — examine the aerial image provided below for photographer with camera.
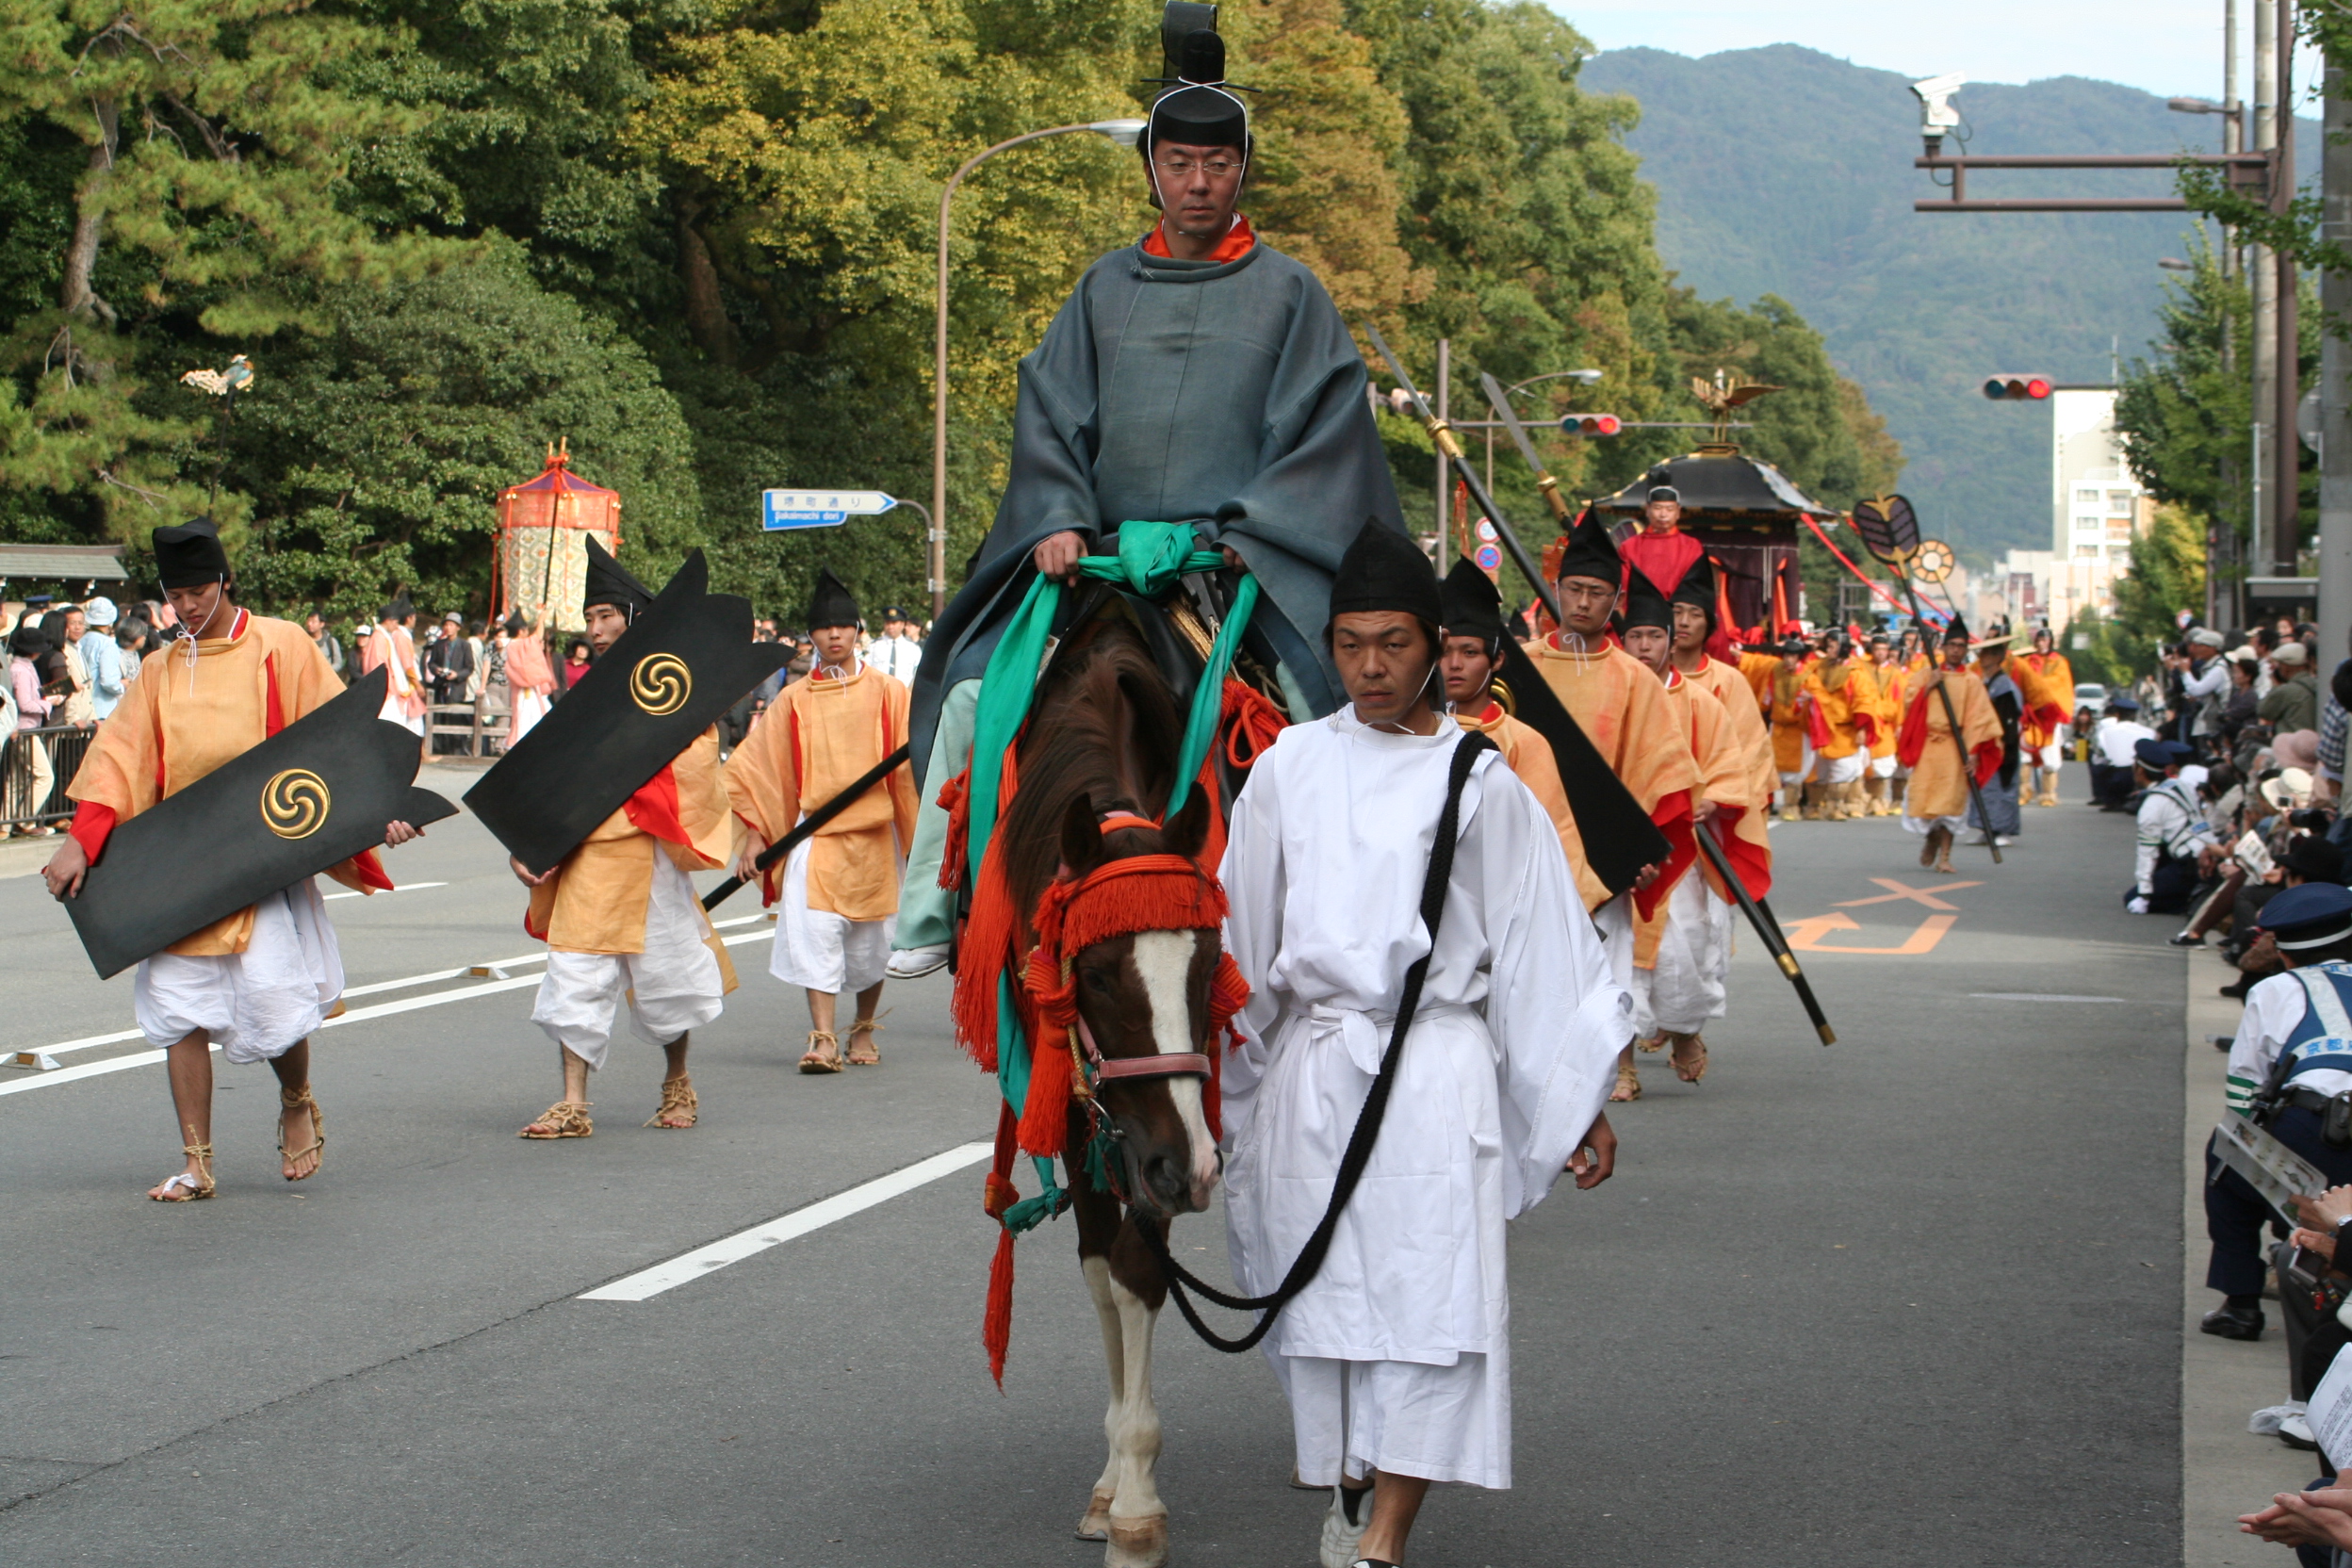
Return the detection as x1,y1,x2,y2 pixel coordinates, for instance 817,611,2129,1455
2168,629,2230,749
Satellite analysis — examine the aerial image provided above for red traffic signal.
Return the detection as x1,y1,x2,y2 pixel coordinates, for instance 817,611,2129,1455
1982,375,2051,400
1560,413,1623,437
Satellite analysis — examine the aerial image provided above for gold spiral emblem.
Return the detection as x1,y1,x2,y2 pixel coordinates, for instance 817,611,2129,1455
260,769,331,840
629,652,691,716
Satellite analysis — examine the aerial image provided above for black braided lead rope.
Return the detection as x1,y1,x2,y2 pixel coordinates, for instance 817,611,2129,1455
1144,729,1494,1353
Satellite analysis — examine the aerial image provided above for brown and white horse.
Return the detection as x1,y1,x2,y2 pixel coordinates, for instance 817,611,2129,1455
992,610,1230,1568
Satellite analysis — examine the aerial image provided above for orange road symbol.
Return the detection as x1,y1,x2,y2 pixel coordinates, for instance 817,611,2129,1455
1834,877,1981,912
1782,910,1959,956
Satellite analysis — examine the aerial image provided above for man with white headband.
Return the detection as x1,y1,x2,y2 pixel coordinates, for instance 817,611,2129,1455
890,13,1404,981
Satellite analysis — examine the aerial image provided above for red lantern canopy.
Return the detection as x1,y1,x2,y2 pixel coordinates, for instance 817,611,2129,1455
494,438,621,631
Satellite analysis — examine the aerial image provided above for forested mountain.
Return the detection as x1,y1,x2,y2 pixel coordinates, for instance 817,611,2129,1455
0,2,1900,624
1580,42,2320,563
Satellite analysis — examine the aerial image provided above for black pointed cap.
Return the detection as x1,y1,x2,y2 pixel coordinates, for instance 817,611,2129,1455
1327,517,1440,628
1669,552,1715,616
1148,30,1249,154
1554,508,1622,588
378,597,413,622
1622,565,1672,633
804,567,859,630
582,534,654,620
1941,614,1969,645
1439,557,1505,645
153,516,230,590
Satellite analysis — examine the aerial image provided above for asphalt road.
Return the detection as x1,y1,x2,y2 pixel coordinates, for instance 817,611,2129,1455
0,793,2183,1565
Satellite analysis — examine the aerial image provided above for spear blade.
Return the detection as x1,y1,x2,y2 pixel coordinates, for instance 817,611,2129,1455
1478,371,1572,523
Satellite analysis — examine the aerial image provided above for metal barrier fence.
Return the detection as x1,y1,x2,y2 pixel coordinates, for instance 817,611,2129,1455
2,724,93,834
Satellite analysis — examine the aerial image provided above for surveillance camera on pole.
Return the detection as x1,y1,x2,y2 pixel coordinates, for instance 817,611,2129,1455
1911,73,1966,157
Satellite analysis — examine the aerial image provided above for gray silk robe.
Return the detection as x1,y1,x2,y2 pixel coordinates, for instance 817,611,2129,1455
907,235,1406,780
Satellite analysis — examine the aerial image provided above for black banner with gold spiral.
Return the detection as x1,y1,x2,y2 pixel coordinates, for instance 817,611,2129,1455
61,663,457,979
465,550,792,875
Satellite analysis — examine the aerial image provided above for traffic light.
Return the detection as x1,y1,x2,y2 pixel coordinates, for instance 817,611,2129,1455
1982,375,2051,400
1560,413,1623,437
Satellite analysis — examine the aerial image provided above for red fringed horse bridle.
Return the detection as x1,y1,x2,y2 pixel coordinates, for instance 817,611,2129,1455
1020,840,1248,1114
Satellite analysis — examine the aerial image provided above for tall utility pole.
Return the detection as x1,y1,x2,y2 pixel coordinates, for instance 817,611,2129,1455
2320,54,2352,666
2253,0,2279,571
1433,337,1451,570
2216,0,2242,626
2274,0,2302,576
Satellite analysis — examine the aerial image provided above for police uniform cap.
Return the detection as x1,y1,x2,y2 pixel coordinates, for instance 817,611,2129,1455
2257,881,2352,950
2132,737,2177,770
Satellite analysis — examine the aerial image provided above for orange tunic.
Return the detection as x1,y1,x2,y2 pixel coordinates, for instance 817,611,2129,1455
1898,667,2002,819
1655,668,1770,921
1813,659,1872,760
1869,657,1907,760
1686,655,1778,814
1527,637,1700,964
1768,663,1824,775
1457,702,1604,913
526,727,739,959
68,611,386,956
2006,650,2076,748
724,663,919,920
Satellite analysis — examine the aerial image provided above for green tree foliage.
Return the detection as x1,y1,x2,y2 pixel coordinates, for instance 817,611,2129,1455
2072,502,2207,682
0,0,466,540
2114,249,2317,571
0,0,1903,638
218,246,699,626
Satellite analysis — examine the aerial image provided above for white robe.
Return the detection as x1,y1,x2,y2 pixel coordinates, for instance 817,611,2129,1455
1217,708,1630,1489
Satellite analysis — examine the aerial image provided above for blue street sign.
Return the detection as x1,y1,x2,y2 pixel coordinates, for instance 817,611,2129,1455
761,489,898,531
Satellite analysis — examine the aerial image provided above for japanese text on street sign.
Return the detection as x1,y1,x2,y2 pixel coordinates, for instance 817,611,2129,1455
762,490,899,531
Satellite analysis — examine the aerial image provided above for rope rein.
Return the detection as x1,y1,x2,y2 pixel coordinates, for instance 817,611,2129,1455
1145,728,1494,1354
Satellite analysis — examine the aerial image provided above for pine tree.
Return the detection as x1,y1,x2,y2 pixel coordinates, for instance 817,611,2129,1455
0,1,466,545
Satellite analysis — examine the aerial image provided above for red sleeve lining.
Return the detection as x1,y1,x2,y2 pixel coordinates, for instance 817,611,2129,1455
70,801,116,863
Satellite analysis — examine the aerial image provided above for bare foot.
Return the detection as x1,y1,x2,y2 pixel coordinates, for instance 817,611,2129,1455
279,1096,323,1182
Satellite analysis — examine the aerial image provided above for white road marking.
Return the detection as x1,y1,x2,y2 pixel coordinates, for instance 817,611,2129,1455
577,1141,994,1302
8,911,771,1065
1968,992,2129,1004
322,881,449,902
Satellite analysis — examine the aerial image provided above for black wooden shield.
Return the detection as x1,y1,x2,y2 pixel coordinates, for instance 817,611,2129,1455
1491,638,1672,897
464,550,791,874
65,664,459,979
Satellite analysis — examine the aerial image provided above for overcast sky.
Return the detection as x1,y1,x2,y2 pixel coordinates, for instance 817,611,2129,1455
1562,1,2315,101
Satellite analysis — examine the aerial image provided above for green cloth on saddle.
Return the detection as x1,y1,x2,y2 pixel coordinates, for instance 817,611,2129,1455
964,520,1259,1222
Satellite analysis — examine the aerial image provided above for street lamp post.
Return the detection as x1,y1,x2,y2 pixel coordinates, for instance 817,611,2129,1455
931,118,1146,622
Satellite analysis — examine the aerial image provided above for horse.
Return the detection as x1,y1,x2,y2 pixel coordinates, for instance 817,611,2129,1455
989,601,1234,1568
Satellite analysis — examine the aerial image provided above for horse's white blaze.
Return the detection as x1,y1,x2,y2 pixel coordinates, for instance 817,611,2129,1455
1129,930,1220,1207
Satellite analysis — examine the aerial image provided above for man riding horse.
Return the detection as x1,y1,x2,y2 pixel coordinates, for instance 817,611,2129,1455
890,14,1404,982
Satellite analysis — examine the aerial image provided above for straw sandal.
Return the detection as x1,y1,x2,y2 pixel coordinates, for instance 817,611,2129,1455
1610,1058,1641,1102
1668,1032,1708,1085
519,1100,594,1138
645,1076,698,1129
1634,1032,1665,1054
845,1009,890,1067
150,1137,215,1201
278,1085,325,1181
799,1031,842,1074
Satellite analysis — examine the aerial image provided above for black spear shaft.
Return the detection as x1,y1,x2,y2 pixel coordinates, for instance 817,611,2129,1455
701,743,911,912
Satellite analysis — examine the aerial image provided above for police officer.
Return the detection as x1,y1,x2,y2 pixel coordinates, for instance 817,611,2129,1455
2129,738,2212,915
2204,882,2352,1339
